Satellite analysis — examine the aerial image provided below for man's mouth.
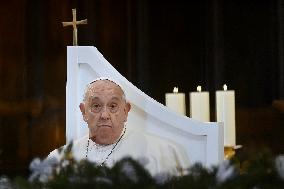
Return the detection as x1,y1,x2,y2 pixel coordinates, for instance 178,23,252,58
98,124,111,127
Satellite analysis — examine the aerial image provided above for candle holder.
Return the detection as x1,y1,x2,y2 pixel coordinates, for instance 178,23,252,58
224,145,242,160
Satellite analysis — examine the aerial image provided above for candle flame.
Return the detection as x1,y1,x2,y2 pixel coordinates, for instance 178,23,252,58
223,84,228,91
173,87,179,93
197,86,202,92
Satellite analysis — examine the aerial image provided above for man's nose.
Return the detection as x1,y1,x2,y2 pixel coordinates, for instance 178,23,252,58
100,106,110,119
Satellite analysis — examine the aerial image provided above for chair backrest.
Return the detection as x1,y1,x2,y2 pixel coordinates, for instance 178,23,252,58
66,46,224,167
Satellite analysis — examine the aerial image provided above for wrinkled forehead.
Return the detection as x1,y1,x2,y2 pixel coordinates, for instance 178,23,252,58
85,80,125,100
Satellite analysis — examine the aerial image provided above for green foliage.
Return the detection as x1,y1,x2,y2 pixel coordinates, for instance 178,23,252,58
3,148,284,189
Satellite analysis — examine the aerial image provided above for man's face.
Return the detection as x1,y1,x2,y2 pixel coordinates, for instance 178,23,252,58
80,80,131,145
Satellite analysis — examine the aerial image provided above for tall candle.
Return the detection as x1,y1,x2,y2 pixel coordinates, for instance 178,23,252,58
190,86,210,122
165,87,186,115
216,84,236,146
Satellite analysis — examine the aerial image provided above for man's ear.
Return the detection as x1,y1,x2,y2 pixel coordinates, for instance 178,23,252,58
126,102,131,113
79,103,88,122
124,102,131,121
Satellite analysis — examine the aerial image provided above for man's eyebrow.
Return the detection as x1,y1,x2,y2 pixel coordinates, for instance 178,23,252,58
89,96,100,101
88,96,122,101
111,96,122,101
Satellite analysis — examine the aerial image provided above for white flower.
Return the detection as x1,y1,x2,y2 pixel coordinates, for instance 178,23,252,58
61,159,70,168
29,157,59,183
275,155,284,180
120,161,138,183
154,172,170,185
95,177,113,185
0,176,12,189
216,160,235,183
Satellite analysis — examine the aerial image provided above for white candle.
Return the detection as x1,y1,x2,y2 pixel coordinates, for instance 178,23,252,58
190,86,210,122
165,87,186,115
216,84,236,146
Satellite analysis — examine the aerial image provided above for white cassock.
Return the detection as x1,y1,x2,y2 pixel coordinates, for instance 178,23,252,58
48,126,190,176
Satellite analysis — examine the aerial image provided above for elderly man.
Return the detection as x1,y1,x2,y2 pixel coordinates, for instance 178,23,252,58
48,78,189,176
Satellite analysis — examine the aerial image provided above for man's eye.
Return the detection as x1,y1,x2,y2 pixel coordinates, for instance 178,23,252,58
93,104,100,108
108,103,119,112
110,103,117,109
92,104,101,110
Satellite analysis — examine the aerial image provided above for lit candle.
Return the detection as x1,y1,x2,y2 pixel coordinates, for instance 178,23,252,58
165,87,186,115
216,84,236,146
189,86,210,122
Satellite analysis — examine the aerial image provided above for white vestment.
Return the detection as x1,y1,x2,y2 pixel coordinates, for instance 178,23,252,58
48,126,190,176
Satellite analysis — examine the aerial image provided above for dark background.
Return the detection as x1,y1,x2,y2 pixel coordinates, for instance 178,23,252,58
0,0,283,177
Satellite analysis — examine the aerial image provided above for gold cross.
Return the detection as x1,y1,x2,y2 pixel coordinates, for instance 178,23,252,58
62,9,88,46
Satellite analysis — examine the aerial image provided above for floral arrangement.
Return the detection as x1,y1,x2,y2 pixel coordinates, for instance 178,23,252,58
1,145,284,189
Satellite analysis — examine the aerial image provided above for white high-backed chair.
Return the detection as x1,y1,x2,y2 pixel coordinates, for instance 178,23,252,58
66,46,224,167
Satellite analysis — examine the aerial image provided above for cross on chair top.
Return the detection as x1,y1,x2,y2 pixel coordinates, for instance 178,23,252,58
62,9,88,46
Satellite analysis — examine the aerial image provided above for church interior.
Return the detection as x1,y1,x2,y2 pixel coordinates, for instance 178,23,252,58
0,0,284,177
